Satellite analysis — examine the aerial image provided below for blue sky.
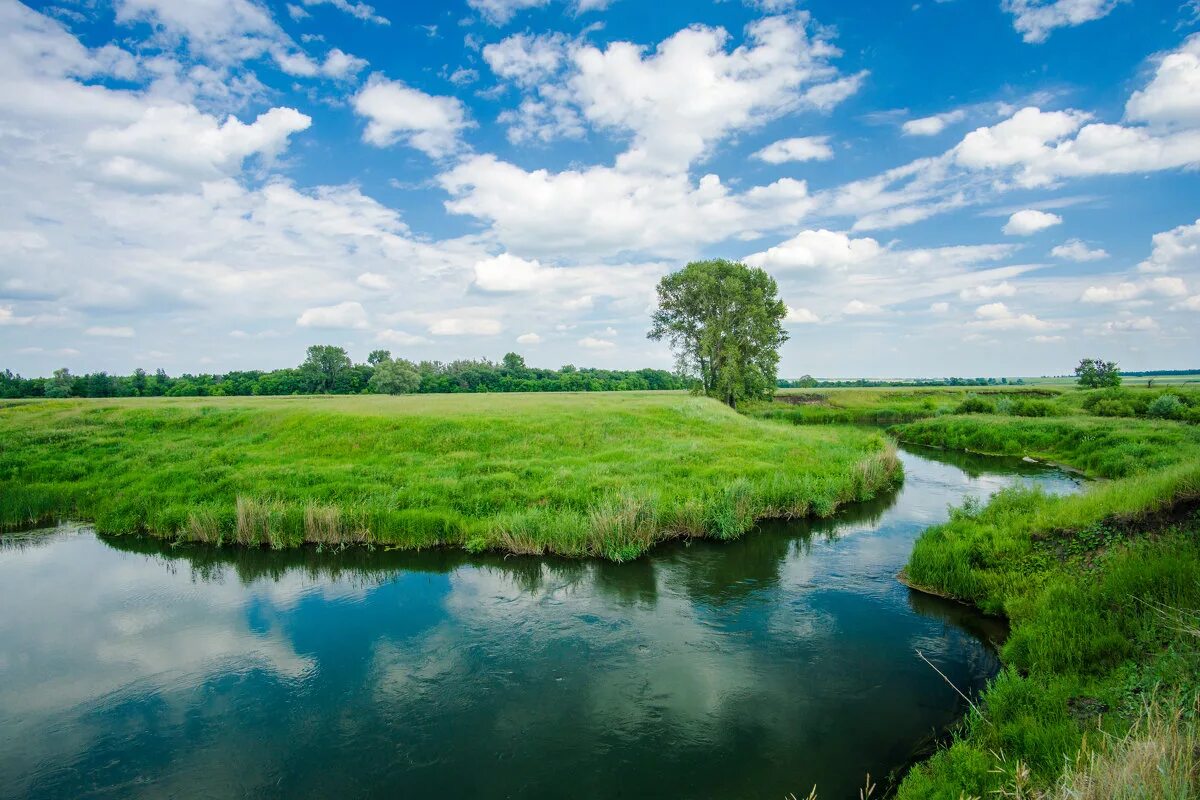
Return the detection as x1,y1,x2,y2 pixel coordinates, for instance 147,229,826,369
1,0,1198,378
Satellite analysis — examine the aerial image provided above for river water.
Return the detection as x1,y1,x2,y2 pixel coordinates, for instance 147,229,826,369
0,446,1078,799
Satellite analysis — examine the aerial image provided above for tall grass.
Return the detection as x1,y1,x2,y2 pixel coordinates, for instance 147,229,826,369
888,409,1200,798
0,393,900,559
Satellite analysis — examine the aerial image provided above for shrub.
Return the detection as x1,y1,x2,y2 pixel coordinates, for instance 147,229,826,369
1092,398,1135,418
1147,393,1184,420
956,394,995,414
1010,399,1051,417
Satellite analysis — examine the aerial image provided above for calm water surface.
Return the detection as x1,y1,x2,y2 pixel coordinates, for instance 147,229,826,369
0,447,1078,799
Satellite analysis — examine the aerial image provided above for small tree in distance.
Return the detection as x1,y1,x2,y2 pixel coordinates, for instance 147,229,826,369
1074,358,1122,389
648,259,788,409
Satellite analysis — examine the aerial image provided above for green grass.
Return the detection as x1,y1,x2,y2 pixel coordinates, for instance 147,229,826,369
0,392,900,560
747,384,1200,427
885,410,1200,798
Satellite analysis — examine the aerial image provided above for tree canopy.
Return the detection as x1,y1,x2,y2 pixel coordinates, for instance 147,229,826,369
648,259,788,408
1075,358,1122,389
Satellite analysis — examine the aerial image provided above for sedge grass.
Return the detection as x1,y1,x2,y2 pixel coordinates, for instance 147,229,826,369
0,392,900,560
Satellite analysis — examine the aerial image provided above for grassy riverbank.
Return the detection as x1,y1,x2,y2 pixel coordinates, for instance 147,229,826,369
0,393,899,560
889,413,1200,798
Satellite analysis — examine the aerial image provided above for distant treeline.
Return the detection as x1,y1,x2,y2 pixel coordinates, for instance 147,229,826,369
777,375,1026,388
0,347,686,398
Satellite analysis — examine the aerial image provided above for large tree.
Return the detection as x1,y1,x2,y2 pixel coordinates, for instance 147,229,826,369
301,345,353,393
648,259,788,409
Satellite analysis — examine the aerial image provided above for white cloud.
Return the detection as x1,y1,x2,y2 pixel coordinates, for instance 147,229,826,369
0,306,34,326
902,109,966,136
744,229,883,271
516,332,542,344
785,306,820,323
356,272,390,290
1031,334,1064,343
929,301,950,313
578,335,615,349
85,104,311,189
1173,295,1200,311
429,317,503,335
467,0,613,26
753,136,834,163
353,74,471,157
298,0,390,25
1125,34,1200,127
1003,208,1062,235
483,32,571,88
1002,0,1124,44
1081,276,1188,303
85,325,135,337
972,302,1064,330
1098,315,1158,332
442,155,815,260
319,48,368,79
296,301,369,329
959,281,1016,301
490,14,865,173
842,299,883,315
1051,239,1108,261
1138,218,1200,273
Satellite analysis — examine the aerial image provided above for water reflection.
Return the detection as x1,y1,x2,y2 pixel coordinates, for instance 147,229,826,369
0,447,1079,800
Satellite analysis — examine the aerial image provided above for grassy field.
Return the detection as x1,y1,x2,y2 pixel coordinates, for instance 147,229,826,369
0,392,899,560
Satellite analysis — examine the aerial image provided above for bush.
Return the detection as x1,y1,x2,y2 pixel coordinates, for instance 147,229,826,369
1092,398,1135,418
1146,393,1184,420
1010,399,1052,417
956,394,995,414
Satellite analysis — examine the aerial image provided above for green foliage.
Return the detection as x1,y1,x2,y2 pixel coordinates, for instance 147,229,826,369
648,259,788,409
0,393,900,559
1147,393,1185,419
367,358,421,394
955,394,995,414
1074,357,1122,389
301,345,353,393
1009,398,1052,417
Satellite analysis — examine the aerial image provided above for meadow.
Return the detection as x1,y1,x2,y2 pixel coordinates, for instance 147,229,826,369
0,392,899,561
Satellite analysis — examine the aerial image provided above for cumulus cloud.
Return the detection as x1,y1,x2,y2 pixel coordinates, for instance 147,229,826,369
1125,34,1200,127
1051,239,1108,261
441,155,815,259
902,109,966,136
85,104,311,189
785,306,820,323
1002,0,1124,44
744,229,882,271
972,302,1064,331
1081,276,1188,303
296,301,369,329
516,332,542,344
753,136,834,163
485,14,865,173
1138,217,1200,273
842,299,883,315
353,74,471,157
1003,208,1062,235
578,335,615,349
376,329,430,345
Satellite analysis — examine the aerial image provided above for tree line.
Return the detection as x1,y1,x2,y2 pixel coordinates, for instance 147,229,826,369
0,346,685,398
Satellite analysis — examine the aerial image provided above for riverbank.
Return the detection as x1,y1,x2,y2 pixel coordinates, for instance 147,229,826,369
888,413,1200,798
0,393,900,561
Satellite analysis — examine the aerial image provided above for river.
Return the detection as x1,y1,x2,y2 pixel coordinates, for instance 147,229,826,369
0,446,1079,799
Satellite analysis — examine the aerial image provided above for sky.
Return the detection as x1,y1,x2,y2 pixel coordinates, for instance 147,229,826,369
0,0,1198,379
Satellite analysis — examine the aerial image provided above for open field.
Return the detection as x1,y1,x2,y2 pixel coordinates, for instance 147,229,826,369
0,392,899,560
